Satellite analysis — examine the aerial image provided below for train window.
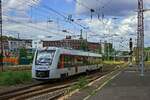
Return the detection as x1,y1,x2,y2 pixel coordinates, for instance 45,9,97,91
64,55,72,67
83,56,88,65
74,56,83,66
35,50,55,65
58,54,75,68
86,56,102,65
88,57,94,65
58,54,102,68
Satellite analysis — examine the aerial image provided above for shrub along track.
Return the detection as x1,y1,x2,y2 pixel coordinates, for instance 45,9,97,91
0,64,126,100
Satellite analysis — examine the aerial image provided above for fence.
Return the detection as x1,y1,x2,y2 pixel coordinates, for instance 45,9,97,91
0,57,19,65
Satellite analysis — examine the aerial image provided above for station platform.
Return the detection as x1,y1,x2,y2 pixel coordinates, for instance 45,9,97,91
65,66,150,100
88,66,150,100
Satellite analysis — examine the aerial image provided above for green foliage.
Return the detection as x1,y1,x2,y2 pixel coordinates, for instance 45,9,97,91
19,48,29,64
0,35,16,40
0,53,3,59
19,48,35,64
76,77,88,89
80,41,88,51
27,53,34,64
98,47,102,54
0,71,32,86
69,76,88,93
144,47,150,51
19,48,27,58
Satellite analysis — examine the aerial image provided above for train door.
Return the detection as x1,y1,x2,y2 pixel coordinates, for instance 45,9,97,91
58,55,64,69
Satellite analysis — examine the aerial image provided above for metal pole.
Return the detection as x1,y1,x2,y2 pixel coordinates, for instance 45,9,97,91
114,45,116,62
17,33,20,60
99,40,101,54
141,0,144,76
137,0,144,76
86,31,88,51
112,37,116,62
0,0,3,71
108,43,109,61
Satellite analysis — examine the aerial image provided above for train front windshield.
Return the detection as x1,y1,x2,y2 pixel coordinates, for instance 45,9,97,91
35,50,55,65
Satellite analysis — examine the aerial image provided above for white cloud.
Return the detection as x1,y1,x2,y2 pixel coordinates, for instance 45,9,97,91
76,0,150,16
3,20,72,40
3,0,40,11
2,0,40,19
77,12,150,50
2,0,150,50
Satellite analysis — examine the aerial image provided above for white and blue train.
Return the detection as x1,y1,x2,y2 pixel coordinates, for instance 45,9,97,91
32,47,102,80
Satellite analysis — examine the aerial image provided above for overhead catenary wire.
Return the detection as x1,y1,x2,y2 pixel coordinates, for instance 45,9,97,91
5,0,117,40
5,17,68,36
30,0,100,35
73,0,113,20
25,0,99,36
3,1,79,36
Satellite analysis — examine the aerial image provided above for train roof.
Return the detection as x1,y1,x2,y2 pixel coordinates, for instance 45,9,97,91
38,47,102,57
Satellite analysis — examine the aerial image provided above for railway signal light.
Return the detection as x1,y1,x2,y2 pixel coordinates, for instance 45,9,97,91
129,38,133,51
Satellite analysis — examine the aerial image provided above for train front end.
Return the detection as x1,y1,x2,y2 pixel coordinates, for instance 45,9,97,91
32,47,58,80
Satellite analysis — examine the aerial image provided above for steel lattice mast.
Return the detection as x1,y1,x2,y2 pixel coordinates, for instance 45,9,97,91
137,0,144,76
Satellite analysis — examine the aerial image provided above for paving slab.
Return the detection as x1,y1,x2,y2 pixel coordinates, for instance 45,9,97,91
89,67,150,100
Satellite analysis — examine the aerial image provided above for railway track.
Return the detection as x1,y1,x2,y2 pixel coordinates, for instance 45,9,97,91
0,69,117,100
30,72,107,100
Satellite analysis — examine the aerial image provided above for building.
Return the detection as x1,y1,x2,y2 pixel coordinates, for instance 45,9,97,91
32,40,43,49
42,36,101,52
0,38,32,57
43,38,88,50
42,36,112,54
8,39,32,51
0,40,9,53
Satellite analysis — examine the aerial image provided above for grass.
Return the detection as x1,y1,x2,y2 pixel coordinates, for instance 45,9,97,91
76,77,88,89
72,77,88,90
68,76,89,94
103,61,125,65
0,71,32,86
131,61,150,68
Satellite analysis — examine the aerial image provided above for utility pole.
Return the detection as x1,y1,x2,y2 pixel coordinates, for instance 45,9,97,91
137,0,144,76
107,43,110,61
17,33,20,39
17,33,20,58
99,40,101,54
0,0,3,71
80,29,83,39
86,31,88,51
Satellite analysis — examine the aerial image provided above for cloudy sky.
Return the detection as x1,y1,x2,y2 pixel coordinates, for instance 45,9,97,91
2,0,150,50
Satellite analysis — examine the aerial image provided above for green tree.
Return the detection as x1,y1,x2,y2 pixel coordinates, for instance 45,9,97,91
19,48,29,64
19,48,27,58
0,53,3,65
80,41,88,51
